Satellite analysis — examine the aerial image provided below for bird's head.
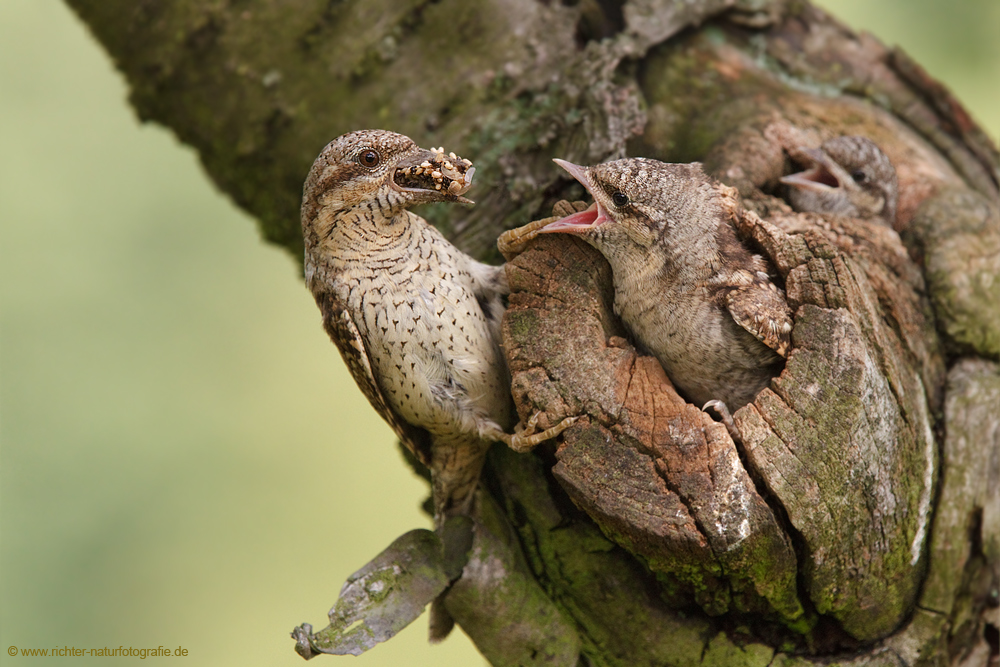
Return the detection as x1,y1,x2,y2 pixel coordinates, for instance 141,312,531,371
780,136,897,224
539,157,723,267
301,129,475,231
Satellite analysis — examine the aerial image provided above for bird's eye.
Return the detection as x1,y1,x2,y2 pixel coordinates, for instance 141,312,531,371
358,149,381,169
851,169,867,183
611,191,629,207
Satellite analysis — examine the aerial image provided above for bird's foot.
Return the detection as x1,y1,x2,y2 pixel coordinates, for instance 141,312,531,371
497,200,591,260
703,400,742,443
497,217,554,260
506,412,578,453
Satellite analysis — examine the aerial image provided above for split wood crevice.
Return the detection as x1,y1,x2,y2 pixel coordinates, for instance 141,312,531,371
474,23,1000,656
480,197,997,665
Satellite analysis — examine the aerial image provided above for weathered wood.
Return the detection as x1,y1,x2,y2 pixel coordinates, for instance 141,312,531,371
734,215,939,641
504,235,804,627
442,489,581,667
891,358,999,666
486,444,716,667
292,528,455,657
905,189,1000,359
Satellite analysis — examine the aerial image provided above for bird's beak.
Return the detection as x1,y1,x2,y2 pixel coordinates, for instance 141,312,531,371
779,147,850,194
391,147,476,204
540,159,608,233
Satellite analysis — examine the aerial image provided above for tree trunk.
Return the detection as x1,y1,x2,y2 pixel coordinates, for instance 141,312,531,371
65,0,999,664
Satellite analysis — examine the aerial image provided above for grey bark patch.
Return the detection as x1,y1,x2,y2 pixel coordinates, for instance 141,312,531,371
735,217,939,641
291,527,456,658
889,359,1000,665
442,490,582,667
905,188,1000,360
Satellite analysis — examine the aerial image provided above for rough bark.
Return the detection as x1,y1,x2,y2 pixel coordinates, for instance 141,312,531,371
65,0,1000,664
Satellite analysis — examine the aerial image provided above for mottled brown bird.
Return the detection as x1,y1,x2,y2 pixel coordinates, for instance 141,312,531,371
780,135,898,225
302,129,572,525
536,157,793,415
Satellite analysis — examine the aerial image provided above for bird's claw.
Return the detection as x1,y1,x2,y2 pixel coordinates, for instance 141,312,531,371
703,400,742,443
507,413,578,453
497,200,591,260
497,217,555,260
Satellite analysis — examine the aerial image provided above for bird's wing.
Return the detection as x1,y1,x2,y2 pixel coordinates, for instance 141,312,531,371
318,290,433,466
723,270,793,358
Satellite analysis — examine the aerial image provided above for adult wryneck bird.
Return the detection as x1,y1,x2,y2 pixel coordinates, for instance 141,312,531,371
301,129,573,526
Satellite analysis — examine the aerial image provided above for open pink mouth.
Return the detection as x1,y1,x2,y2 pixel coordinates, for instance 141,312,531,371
780,149,841,193
787,165,839,190
540,202,605,232
540,159,607,233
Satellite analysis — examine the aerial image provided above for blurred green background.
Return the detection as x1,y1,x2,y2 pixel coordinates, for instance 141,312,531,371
0,2,996,666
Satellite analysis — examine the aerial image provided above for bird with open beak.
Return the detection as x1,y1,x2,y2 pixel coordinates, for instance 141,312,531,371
780,135,898,226
301,130,574,529
524,157,793,420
